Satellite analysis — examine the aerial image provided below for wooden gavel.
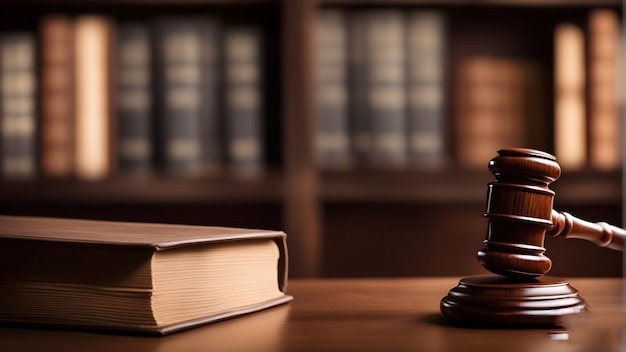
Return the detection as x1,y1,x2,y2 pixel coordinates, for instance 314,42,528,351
477,148,625,279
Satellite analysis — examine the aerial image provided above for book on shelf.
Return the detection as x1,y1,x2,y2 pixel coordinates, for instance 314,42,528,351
406,11,446,169
364,10,407,168
116,22,153,175
40,15,75,179
455,56,538,169
74,15,114,181
154,17,221,177
588,9,621,171
224,25,265,178
318,9,447,170
314,9,350,170
347,10,371,165
554,23,586,170
2,13,275,181
0,215,292,336
0,32,37,180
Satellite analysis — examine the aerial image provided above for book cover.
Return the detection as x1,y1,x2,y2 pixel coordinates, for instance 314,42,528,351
116,22,153,175
154,17,221,177
74,15,114,181
0,32,37,180
0,215,292,336
223,25,264,178
314,9,350,170
40,15,74,179
406,11,447,169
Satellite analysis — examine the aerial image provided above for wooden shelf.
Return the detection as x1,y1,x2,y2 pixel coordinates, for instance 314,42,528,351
0,172,285,204
320,0,620,6
553,170,623,205
321,169,622,204
1,0,276,5
2,168,619,205
321,169,490,203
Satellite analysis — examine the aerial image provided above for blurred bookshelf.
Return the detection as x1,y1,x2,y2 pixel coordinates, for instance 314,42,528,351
0,0,622,278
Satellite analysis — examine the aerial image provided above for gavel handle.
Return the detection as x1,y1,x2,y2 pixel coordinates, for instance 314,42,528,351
548,209,625,251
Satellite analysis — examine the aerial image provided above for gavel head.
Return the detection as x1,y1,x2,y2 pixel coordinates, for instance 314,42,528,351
477,148,561,279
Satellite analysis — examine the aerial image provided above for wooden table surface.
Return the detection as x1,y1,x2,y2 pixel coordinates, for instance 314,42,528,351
1,277,625,351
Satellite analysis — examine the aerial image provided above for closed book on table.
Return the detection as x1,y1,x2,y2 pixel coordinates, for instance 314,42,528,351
0,216,292,336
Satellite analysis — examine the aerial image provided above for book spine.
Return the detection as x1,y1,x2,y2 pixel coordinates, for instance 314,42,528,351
224,26,264,177
522,61,549,152
455,56,526,169
156,18,220,176
554,23,586,170
199,20,221,175
0,32,37,180
314,9,349,170
116,22,153,175
74,15,113,181
348,11,370,165
406,11,446,169
588,9,621,170
364,10,407,168
40,15,74,179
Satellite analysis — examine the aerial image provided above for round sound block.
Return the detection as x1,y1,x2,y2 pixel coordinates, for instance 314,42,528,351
440,275,588,327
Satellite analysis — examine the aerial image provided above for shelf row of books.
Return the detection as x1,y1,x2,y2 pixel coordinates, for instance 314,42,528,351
315,9,448,170
314,8,622,171
555,10,622,171
0,14,265,181
1,8,621,182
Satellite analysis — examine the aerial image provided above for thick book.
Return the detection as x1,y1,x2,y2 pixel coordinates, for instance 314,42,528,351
0,215,292,336
40,15,75,179
0,32,37,180
116,22,153,175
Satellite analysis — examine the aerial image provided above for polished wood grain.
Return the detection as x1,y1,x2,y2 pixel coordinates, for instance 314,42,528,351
549,210,626,251
441,275,588,326
479,148,625,279
0,278,624,351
